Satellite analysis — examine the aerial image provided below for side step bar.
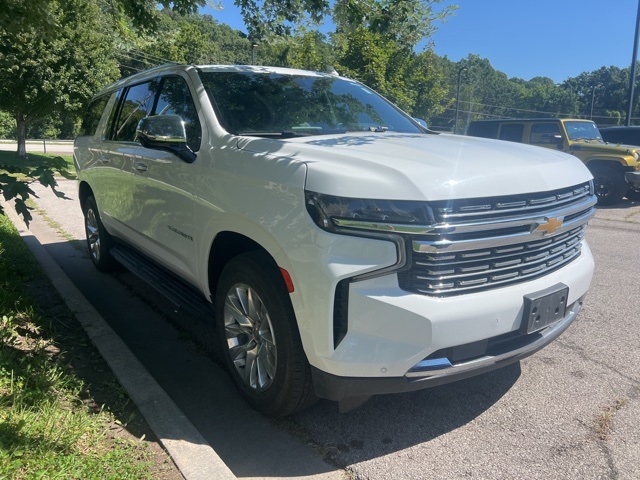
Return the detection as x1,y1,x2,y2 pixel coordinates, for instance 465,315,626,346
110,245,213,320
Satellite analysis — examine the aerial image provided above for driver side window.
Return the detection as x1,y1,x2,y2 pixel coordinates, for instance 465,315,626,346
530,123,561,145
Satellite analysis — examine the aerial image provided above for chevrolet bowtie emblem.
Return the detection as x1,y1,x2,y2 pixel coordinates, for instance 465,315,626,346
536,217,564,235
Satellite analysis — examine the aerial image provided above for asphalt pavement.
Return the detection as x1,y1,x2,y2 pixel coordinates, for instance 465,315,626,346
7,177,640,480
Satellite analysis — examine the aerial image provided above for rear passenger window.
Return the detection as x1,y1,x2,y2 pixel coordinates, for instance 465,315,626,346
155,77,202,151
79,94,111,137
498,124,524,142
114,81,159,142
530,123,561,144
468,123,499,138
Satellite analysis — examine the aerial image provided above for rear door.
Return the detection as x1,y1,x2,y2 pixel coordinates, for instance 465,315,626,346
498,123,524,143
98,80,159,239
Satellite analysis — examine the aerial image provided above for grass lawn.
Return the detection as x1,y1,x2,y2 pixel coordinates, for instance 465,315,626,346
0,151,75,179
0,215,180,479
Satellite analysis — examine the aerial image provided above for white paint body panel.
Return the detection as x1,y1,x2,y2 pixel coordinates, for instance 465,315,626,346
75,65,595,383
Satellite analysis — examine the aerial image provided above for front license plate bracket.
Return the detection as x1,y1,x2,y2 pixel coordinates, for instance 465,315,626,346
520,283,569,334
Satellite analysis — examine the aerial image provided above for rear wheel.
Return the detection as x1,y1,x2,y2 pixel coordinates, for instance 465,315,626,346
83,195,116,272
215,252,316,417
591,165,626,206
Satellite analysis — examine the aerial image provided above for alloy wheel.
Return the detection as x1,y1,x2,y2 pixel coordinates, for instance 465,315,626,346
223,283,277,391
85,207,101,263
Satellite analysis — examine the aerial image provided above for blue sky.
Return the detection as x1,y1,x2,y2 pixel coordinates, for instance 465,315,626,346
202,0,640,83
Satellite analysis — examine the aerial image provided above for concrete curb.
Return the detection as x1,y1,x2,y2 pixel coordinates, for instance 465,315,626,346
3,202,236,480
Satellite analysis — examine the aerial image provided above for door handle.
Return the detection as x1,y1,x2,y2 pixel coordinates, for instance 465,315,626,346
134,162,148,172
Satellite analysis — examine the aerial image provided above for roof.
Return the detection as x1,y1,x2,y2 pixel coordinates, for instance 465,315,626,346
600,125,640,131
92,63,342,100
470,118,594,124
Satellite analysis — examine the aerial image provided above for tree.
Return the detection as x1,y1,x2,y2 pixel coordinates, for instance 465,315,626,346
0,0,56,34
562,66,630,125
330,1,454,117
0,0,119,157
0,0,118,223
333,0,456,49
517,76,577,119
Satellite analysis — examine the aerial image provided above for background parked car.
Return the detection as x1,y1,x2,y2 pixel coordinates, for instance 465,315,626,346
467,118,640,204
600,125,640,146
599,126,640,200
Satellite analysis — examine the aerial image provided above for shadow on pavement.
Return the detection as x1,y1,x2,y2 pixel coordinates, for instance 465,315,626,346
288,363,520,467
41,232,521,478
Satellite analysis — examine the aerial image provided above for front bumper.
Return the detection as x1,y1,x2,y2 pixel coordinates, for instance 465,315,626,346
313,295,585,401
625,171,640,187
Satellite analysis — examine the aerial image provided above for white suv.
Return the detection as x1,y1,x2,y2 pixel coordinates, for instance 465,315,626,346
75,64,596,416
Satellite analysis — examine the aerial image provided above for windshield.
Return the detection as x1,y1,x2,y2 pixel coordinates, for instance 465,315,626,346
199,71,422,137
564,121,603,142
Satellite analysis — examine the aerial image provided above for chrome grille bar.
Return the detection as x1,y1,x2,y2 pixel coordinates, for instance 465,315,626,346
398,182,595,296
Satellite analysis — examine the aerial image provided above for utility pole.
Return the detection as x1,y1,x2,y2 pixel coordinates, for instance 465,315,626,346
590,84,602,121
454,66,468,134
627,0,640,126
251,43,258,65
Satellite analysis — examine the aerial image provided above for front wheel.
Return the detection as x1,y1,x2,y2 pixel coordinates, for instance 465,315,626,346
591,165,626,206
215,252,316,417
83,195,116,272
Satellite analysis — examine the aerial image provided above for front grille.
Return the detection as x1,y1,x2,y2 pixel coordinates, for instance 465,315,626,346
398,182,595,296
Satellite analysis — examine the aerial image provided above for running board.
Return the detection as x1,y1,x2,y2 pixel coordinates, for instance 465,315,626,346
110,245,213,320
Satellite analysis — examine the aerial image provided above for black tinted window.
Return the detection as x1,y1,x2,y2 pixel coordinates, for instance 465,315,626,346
468,123,499,139
530,123,561,144
498,124,524,142
114,81,158,142
79,94,110,137
155,77,201,151
601,129,640,146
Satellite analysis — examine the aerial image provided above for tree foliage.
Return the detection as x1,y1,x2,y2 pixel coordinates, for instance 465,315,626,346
0,0,118,223
0,0,119,156
334,0,456,49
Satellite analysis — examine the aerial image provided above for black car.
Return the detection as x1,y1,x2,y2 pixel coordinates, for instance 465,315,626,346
600,126,640,200
600,125,640,147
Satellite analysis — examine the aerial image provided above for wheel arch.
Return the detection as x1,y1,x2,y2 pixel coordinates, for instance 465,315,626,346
585,157,627,172
585,159,626,173
78,181,94,211
206,231,281,302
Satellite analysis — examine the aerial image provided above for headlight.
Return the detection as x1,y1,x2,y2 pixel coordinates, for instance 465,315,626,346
305,191,435,234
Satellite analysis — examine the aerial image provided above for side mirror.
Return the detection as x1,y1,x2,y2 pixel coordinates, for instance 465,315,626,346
413,117,429,129
552,134,564,149
136,115,196,163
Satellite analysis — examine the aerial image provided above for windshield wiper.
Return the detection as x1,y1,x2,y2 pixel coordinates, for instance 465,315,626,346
238,130,346,139
368,126,389,132
236,131,302,138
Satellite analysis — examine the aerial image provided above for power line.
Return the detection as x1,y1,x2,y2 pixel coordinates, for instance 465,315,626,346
447,100,625,122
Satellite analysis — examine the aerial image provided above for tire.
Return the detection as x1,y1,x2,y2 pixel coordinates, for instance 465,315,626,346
83,195,117,272
626,186,640,201
215,252,316,417
591,165,626,206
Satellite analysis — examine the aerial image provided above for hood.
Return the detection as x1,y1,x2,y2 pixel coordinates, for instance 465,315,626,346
573,140,640,155
236,132,593,201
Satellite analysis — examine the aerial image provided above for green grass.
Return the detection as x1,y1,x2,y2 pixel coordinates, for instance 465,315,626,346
0,151,75,180
0,215,160,479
